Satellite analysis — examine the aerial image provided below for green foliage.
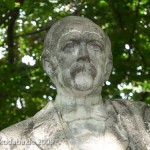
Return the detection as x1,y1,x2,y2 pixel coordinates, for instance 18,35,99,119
0,0,150,130
4,0,15,9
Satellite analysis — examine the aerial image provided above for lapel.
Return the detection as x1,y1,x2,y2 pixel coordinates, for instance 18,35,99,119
109,100,150,150
27,102,70,150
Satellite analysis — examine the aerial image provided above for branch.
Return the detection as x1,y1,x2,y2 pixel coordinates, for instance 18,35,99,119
0,11,11,26
128,0,140,48
15,19,57,37
16,4,84,37
15,1,84,38
0,0,24,26
136,46,147,66
111,3,125,31
71,4,84,16
7,0,24,64
127,0,140,61
7,8,20,64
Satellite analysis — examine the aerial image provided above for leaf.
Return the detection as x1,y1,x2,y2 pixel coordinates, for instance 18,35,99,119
4,0,15,10
15,2,20,8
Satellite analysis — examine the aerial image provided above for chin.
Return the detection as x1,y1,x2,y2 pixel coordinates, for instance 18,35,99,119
72,72,94,91
70,72,98,97
59,69,102,96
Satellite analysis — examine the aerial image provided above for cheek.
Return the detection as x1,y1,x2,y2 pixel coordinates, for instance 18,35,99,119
90,52,106,64
58,54,76,69
90,54,106,77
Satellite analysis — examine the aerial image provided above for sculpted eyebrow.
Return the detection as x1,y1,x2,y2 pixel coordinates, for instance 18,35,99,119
65,36,80,42
84,34,103,42
87,38,104,45
60,33,80,42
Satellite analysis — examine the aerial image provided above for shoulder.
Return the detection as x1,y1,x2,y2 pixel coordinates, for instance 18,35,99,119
0,102,56,144
0,101,56,136
0,102,69,150
106,99,150,131
106,99,150,149
106,99,150,126
0,117,36,150
106,99,148,113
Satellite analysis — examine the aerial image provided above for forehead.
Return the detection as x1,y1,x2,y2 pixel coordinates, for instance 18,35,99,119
44,17,106,52
58,31,103,43
56,21,105,44
60,22,105,38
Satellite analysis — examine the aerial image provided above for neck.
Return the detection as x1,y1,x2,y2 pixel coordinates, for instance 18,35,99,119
54,92,103,107
53,91,108,123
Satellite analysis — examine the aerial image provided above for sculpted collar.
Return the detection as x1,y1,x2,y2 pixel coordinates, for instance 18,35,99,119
54,94,103,106
53,94,108,122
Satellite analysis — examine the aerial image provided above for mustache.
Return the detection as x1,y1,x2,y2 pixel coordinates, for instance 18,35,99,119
70,62,97,79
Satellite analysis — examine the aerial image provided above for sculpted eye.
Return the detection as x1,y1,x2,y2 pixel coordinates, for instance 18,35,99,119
87,41,103,52
64,42,74,49
62,41,79,54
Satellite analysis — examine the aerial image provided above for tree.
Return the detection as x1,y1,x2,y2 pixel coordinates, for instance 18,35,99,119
0,0,150,130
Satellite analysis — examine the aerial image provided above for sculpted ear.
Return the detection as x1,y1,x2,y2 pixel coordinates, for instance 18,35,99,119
41,49,58,77
104,60,113,81
104,35,113,81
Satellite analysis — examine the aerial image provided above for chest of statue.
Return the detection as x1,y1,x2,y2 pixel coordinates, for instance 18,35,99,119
59,103,130,150
66,118,128,150
24,101,149,150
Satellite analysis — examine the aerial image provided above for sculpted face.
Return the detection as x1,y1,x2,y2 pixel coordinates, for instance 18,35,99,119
57,31,105,91
42,16,112,96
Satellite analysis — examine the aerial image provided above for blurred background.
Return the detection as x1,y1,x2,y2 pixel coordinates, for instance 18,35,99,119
0,0,150,130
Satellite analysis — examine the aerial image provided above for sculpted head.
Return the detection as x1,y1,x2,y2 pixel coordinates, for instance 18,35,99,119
41,16,113,97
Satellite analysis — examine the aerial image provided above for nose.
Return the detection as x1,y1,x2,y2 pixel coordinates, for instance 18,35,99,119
76,42,90,62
